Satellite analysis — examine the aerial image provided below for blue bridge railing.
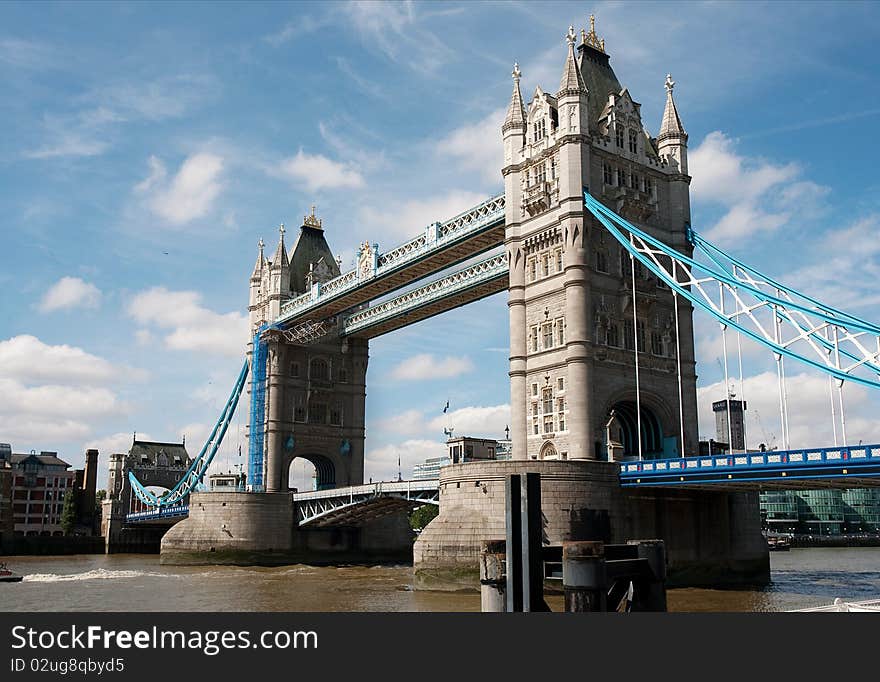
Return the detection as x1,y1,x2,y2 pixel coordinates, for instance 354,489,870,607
619,444,880,487
125,505,190,522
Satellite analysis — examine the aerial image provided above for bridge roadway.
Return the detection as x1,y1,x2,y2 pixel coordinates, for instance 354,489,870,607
343,253,508,338
620,443,880,490
275,194,504,329
292,480,439,527
126,442,880,524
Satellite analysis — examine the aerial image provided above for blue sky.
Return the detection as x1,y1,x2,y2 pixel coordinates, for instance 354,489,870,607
2,1,880,489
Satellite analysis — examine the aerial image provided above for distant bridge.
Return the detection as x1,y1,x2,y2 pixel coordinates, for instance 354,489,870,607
292,480,439,527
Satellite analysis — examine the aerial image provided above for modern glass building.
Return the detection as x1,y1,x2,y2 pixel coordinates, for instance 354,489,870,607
760,488,880,534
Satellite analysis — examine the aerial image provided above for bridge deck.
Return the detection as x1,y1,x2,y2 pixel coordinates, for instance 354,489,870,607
292,480,439,527
619,444,880,490
275,195,504,328
344,254,508,338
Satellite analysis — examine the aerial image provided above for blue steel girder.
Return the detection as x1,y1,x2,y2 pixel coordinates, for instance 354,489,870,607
129,359,249,508
293,480,439,527
619,444,880,490
343,253,508,338
583,191,880,390
275,194,505,328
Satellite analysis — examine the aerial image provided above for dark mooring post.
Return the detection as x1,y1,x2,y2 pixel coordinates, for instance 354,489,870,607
480,540,506,612
562,541,607,612
505,475,522,612
628,539,667,612
520,472,546,611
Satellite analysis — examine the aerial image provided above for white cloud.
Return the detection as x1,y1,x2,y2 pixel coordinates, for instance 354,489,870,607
0,335,142,385
136,153,224,225
276,150,364,192
0,336,135,447
436,108,505,184
375,408,427,435
347,0,453,75
697,371,880,451
359,189,488,242
365,438,447,482
86,432,150,458
127,287,248,357
390,353,474,381
689,131,828,243
38,276,101,313
428,404,510,438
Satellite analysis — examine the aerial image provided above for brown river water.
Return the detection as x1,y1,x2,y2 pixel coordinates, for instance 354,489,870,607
2,548,879,612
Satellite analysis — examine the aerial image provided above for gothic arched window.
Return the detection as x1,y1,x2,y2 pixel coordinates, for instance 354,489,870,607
310,358,329,382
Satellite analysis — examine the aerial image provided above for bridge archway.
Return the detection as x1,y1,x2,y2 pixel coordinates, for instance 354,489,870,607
606,397,674,460
285,453,336,491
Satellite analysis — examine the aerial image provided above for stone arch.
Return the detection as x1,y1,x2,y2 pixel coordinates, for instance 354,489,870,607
603,390,678,460
539,441,558,460
284,452,337,491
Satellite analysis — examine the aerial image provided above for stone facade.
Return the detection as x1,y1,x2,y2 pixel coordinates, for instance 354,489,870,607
413,460,769,589
161,491,413,565
503,20,697,463
247,211,368,493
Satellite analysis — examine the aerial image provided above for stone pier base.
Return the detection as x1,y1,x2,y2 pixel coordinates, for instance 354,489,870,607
160,491,414,565
413,460,769,590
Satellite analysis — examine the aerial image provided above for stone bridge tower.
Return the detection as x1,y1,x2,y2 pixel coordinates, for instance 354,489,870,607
247,209,368,493
503,19,698,462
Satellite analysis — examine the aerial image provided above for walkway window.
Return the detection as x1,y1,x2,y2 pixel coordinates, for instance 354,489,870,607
596,250,608,273
310,358,329,382
543,388,553,415
530,326,539,353
624,320,634,351
603,163,613,185
616,167,626,186
541,254,550,277
615,125,624,148
557,399,566,431
637,319,646,352
532,383,538,397
290,362,299,377
651,331,663,356
628,129,638,154
555,248,564,272
645,176,653,197
556,318,565,345
528,258,537,282
544,417,554,434
294,403,306,422
557,377,565,391
542,323,554,349
330,406,342,426
308,402,327,424
606,324,619,347
630,172,639,190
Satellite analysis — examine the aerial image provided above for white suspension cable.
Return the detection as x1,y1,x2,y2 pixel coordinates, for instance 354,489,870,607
773,300,789,451
736,325,748,451
719,282,735,452
673,260,685,458
834,326,847,444
630,240,643,461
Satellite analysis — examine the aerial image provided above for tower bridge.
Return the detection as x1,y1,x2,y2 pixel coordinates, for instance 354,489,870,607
114,17,880,586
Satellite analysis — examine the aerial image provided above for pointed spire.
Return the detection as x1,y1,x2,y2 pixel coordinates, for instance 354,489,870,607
251,238,265,279
658,73,687,142
583,14,606,53
271,224,288,269
503,62,526,132
558,25,587,96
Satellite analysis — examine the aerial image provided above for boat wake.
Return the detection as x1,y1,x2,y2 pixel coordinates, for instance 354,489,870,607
23,569,175,583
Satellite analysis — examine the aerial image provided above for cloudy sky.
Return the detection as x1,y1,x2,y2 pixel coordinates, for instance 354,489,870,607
2,1,880,489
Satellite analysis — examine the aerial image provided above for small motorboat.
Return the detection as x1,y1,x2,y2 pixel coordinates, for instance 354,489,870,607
765,534,791,551
0,562,23,583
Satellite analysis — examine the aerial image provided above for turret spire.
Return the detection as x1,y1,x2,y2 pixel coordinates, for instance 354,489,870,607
271,224,288,269
503,62,526,131
658,73,687,141
251,238,265,279
558,25,587,96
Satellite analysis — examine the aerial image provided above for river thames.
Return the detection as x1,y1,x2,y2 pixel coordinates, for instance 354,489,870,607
2,547,879,612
